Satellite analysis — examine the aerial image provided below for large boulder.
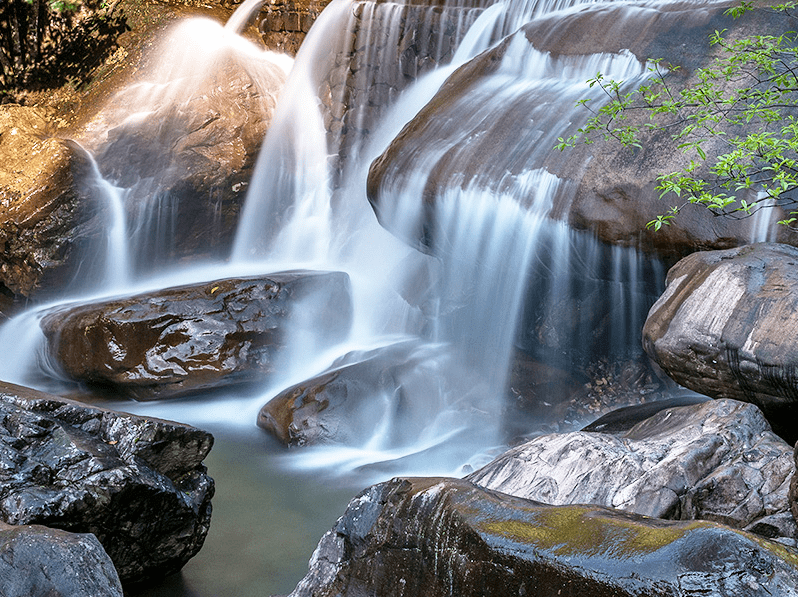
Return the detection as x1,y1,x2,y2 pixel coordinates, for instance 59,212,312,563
642,243,798,445
366,3,794,262
289,476,798,597
0,522,123,597
40,271,352,400
0,106,105,301
0,381,214,583
80,17,287,270
468,399,797,544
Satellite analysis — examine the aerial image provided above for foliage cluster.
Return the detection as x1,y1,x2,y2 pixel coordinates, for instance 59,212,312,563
0,0,127,96
558,2,798,231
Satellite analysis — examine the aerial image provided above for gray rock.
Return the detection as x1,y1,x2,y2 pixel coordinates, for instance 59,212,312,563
0,522,123,597
468,399,797,544
290,477,798,597
642,243,798,444
0,381,214,583
39,270,352,400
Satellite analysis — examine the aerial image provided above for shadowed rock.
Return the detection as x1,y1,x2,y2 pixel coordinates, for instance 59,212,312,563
0,381,214,584
289,476,798,597
643,243,798,445
0,522,123,597
469,399,797,545
39,270,352,400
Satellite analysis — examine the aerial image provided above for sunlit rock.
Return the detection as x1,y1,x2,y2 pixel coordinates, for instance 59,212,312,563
289,477,798,597
469,399,797,545
643,243,798,445
0,106,104,301
39,271,352,400
259,340,482,447
0,522,123,597
0,381,214,584
78,17,287,271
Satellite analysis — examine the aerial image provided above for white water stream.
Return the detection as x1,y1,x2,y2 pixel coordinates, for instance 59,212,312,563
0,0,726,478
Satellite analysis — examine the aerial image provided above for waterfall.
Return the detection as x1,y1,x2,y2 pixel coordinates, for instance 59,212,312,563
0,0,719,479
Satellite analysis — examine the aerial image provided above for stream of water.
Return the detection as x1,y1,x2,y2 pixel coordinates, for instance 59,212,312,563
0,0,773,593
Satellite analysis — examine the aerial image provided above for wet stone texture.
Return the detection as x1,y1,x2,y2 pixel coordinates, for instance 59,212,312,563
643,243,798,445
39,270,352,400
0,105,105,303
289,477,798,597
259,340,474,447
0,381,214,584
0,522,123,597
468,399,798,546
258,0,332,55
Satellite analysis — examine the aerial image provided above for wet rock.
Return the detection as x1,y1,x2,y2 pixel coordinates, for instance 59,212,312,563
643,243,798,445
289,476,798,597
40,271,352,400
791,443,798,524
468,399,797,545
0,105,104,300
367,4,794,262
0,522,123,597
81,23,286,271
259,340,484,447
0,381,214,583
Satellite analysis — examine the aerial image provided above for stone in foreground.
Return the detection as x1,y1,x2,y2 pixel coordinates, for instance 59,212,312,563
468,399,797,545
0,381,214,584
40,270,352,400
0,522,123,597
643,243,798,444
290,477,798,597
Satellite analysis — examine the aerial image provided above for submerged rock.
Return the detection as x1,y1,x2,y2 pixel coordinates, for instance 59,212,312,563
0,522,123,597
40,270,352,400
259,340,464,447
0,106,104,300
0,381,214,583
643,243,798,445
468,399,797,544
290,476,798,597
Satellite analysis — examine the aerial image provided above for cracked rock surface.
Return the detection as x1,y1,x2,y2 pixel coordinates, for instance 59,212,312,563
0,381,214,583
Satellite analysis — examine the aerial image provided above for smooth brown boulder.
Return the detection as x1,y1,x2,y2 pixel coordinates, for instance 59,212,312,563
0,106,104,300
289,476,798,597
642,243,798,445
39,270,352,399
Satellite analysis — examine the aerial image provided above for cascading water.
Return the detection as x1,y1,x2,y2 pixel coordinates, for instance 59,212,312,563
0,0,738,592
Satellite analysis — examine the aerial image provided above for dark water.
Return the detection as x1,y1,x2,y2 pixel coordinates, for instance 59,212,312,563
126,427,360,597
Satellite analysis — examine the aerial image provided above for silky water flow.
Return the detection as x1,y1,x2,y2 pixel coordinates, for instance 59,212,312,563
0,0,760,593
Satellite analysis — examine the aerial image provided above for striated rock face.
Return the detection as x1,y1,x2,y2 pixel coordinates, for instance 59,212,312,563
366,4,795,261
258,0,331,55
0,522,123,597
642,243,798,445
0,381,214,584
290,476,798,597
792,443,798,524
0,106,104,300
39,271,352,400
259,340,466,447
468,399,797,544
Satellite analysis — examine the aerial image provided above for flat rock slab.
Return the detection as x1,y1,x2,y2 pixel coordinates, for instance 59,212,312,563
0,522,123,597
290,477,798,597
40,270,352,400
642,243,798,444
469,399,796,544
0,381,214,583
